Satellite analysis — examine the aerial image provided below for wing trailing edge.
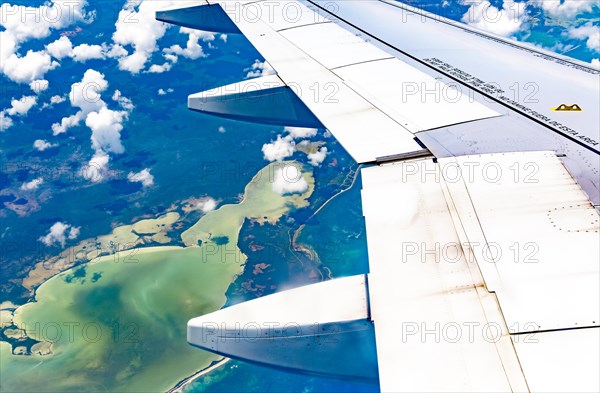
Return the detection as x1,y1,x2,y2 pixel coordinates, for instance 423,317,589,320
156,3,241,34
188,75,323,128
187,275,379,381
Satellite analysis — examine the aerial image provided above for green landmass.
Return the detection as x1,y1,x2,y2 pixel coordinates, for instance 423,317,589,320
0,162,313,392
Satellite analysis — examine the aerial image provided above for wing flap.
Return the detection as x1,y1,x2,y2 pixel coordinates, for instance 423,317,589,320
362,151,599,391
440,152,600,332
333,58,501,132
278,22,392,69
246,0,330,31
513,328,600,393
361,159,525,392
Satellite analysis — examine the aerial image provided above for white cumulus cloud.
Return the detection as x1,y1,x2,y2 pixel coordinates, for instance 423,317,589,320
127,168,154,187
307,146,328,166
461,0,528,37
1,50,58,84
568,23,600,53
164,27,210,60
2,95,37,131
71,43,106,62
52,69,122,136
1,112,14,131
0,1,89,83
52,112,83,135
52,95,66,104
5,95,37,116
0,1,88,43
148,62,172,73
271,164,308,195
158,88,174,95
533,0,596,19
49,68,110,136
112,90,135,111
39,221,80,247
245,59,276,78
42,94,67,109
262,135,296,162
46,36,73,59
111,0,180,73
82,151,110,183
20,177,44,191
106,44,127,59
30,79,49,94
197,197,217,213
86,107,127,154
70,68,109,113
111,2,216,74
33,139,57,151
285,126,318,139
68,226,81,240
50,69,133,182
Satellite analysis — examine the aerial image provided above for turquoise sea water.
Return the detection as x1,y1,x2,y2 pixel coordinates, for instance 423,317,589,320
183,359,379,393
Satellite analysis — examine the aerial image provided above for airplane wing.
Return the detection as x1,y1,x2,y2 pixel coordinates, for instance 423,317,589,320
156,1,600,392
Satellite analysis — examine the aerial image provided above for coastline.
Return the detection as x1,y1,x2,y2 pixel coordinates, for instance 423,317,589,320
289,165,362,268
167,358,231,393
1,161,315,392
